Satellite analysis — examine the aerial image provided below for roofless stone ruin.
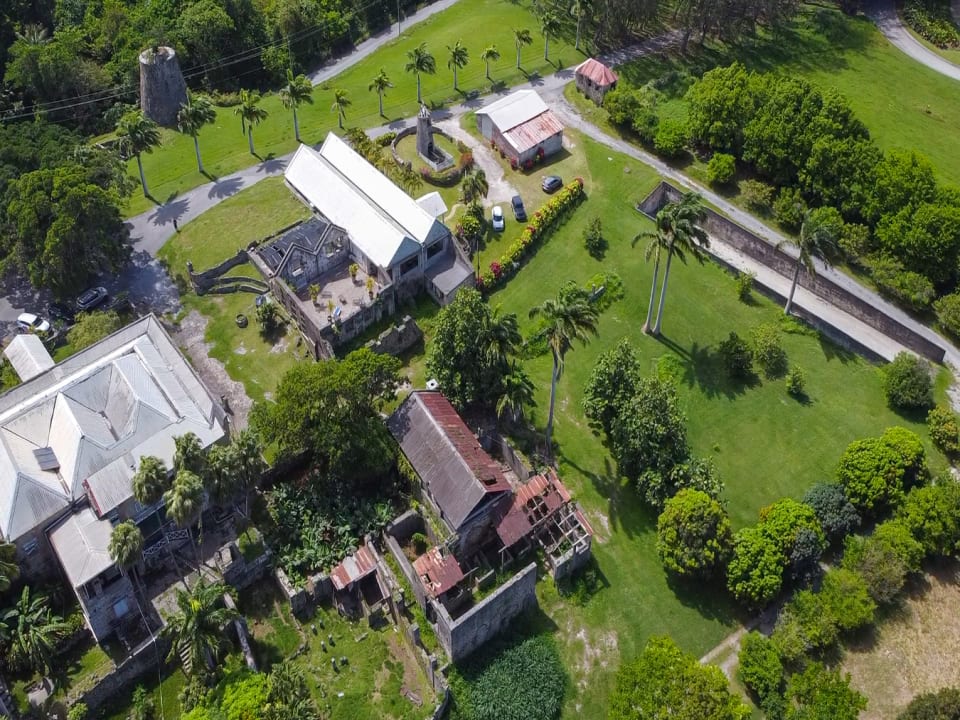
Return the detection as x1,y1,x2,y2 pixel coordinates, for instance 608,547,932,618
138,45,188,127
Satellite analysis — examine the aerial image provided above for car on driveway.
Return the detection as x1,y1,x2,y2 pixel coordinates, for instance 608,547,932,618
17,313,50,334
76,286,109,312
511,195,527,222
491,205,505,232
541,175,563,193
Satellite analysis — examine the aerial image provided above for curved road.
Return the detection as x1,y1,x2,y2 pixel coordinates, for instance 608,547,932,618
866,0,960,81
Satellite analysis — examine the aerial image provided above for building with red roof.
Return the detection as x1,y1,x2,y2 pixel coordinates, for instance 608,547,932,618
475,90,565,166
575,58,618,105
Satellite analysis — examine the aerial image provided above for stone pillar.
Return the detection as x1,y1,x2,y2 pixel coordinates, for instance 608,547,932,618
139,46,188,127
416,104,435,160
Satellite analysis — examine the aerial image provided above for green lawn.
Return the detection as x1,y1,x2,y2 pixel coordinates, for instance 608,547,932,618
125,0,582,216
481,133,949,717
100,667,187,720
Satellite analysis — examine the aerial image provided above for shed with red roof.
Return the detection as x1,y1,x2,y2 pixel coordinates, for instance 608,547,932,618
575,58,618,105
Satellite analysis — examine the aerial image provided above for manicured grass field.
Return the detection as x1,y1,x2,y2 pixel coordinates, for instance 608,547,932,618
124,0,581,216
483,133,949,717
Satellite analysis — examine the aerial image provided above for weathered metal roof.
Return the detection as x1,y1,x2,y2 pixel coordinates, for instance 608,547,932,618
330,543,378,591
48,507,115,588
413,546,464,598
502,109,564,155
387,392,510,530
496,468,573,549
575,58,618,87
416,191,448,220
477,90,550,132
4,335,54,382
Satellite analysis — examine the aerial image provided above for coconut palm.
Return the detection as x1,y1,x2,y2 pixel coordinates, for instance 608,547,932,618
206,444,242,508
513,28,533,68
649,193,709,336
174,432,206,477
368,68,393,117
480,45,500,80
15,24,50,45
115,110,161,197
109,521,144,593
571,0,590,51
133,455,170,521
231,429,266,516
235,89,269,156
164,470,205,572
528,283,599,457
780,211,840,316
6,587,70,676
634,211,672,334
0,543,19,593
161,580,238,675
483,305,521,368
405,42,436,104
447,39,469,90
459,168,489,205
177,93,216,174
279,70,314,143
330,88,351,130
496,362,535,423
540,12,560,61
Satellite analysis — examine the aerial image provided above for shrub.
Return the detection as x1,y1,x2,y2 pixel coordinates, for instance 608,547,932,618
412,532,429,554
750,323,787,379
838,223,873,262
656,489,734,579
256,300,281,335
802,482,860,543
898,688,960,720
741,180,775,215
842,519,924,604
883,352,933,410
819,567,876,632
376,131,397,146
653,118,689,158
738,632,783,702
903,0,960,48
934,292,960,339
67,704,88,720
869,254,936,311
583,339,643,436
583,216,606,259
707,152,736,185
67,310,123,351
784,662,866,720
898,481,960,557
773,187,807,232
836,436,907,515
735,271,755,302
785,366,805,397
927,405,960,455
718,332,754,379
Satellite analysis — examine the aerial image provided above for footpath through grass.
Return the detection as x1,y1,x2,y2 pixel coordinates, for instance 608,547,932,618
125,0,580,216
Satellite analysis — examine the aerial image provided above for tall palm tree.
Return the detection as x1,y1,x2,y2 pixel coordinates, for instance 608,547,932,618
480,45,500,81
132,455,185,579
15,24,50,45
6,587,70,676
460,168,489,205
279,70,314,143
174,432,207,477
235,89,269,156
330,88,351,130
447,39,469,90
496,362,535,424
161,580,238,675
650,193,709,336
206,444,241,508
164,470,205,573
528,284,600,458
368,68,393,117
405,43,436,104
513,28,533,68
116,110,161,197
540,12,560,61
483,305,521,367
109,521,144,588
231,429,266,516
177,93,216,174
571,0,590,51
634,211,673,334
780,211,839,315
0,543,19,593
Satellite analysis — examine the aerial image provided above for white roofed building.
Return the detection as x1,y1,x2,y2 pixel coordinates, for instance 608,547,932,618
476,90,564,165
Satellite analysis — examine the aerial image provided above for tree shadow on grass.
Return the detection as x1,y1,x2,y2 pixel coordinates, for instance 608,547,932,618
665,574,746,627
655,333,758,400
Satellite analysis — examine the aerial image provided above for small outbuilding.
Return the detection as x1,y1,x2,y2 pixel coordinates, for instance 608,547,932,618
574,58,618,105
476,90,564,167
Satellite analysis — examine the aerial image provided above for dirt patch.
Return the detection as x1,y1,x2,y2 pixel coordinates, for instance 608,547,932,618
172,310,254,430
387,632,433,703
843,567,960,719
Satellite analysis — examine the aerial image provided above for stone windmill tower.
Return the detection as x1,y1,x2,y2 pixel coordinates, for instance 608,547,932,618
138,46,188,127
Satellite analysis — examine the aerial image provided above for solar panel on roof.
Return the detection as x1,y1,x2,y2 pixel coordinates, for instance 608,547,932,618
33,446,60,471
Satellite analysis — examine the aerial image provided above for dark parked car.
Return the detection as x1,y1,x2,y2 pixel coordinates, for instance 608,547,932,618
541,175,563,193
76,286,109,312
48,302,76,324
511,195,527,221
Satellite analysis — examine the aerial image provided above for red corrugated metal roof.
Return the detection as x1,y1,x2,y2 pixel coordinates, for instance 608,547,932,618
575,58,618,87
496,468,573,549
330,543,378,591
413,546,465,598
503,110,564,155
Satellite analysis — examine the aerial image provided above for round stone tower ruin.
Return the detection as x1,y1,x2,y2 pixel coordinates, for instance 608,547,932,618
139,46,188,127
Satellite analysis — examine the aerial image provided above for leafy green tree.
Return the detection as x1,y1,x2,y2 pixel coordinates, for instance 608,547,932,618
266,661,322,720
177,93,217,174
780,210,840,315
66,310,122,351
898,688,960,720
883,353,933,411
176,0,236,72
799,136,880,220
447,39,469,90
737,631,783,704
685,63,759,155
928,405,960,455
842,519,923,604
405,42,436,103
819,567,876,632
582,339,643,436
656,488,733,579
528,283,600,457
608,636,750,720
899,481,960,557
368,67,393,117
5,586,70,675
161,580,238,676
718,332,754,379
235,89,269,156
513,28,533,68
279,70,313,142
727,526,785,606
864,149,938,226
802,482,860,543
330,88,350,130
784,662,866,720
876,202,960,286
116,110,161,197
706,153,736,185
773,588,838,661
480,45,500,80
836,435,911,516
653,119,689,158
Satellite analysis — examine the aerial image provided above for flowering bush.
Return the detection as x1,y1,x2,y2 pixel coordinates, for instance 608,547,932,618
476,178,586,292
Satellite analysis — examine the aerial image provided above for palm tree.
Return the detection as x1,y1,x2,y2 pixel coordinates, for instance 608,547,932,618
780,211,839,315
109,521,144,592
330,88,351,130
116,110,161,197
206,444,241,508
235,89,269,156
496,362,535,423
571,0,590,51
528,284,599,457
164,470,205,573
394,162,423,195
133,455,169,525
279,70,314,143
231,429,266,516
177,93,216,174
460,168,489,205
649,193,709,336
405,43,436,104
480,45,500,80
634,211,672,334
161,580,238,675
6,587,70,676
540,12,560,61
447,39,469,90
15,24,49,45
174,432,206,477
513,28,533,69
0,543,19,593
368,68,393,117
483,305,521,367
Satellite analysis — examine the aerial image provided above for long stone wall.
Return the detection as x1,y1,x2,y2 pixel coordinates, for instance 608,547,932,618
638,182,947,362
70,635,172,711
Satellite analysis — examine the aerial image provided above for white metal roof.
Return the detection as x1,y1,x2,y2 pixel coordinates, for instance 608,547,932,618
4,335,54,382
476,90,550,132
0,316,225,540
284,134,449,269
416,191,448,220
48,507,115,588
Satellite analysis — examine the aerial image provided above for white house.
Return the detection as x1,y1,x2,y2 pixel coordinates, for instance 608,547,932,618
476,90,564,166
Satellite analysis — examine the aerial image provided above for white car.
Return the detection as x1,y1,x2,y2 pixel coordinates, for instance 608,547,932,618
491,206,505,232
17,313,50,334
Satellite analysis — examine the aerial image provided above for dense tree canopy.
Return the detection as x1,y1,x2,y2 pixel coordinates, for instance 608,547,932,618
802,482,860,544
656,488,733,579
836,427,928,516
898,688,960,720
784,662,866,720
582,338,643,436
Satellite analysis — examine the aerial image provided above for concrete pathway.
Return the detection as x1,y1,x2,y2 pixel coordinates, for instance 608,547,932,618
866,0,960,81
